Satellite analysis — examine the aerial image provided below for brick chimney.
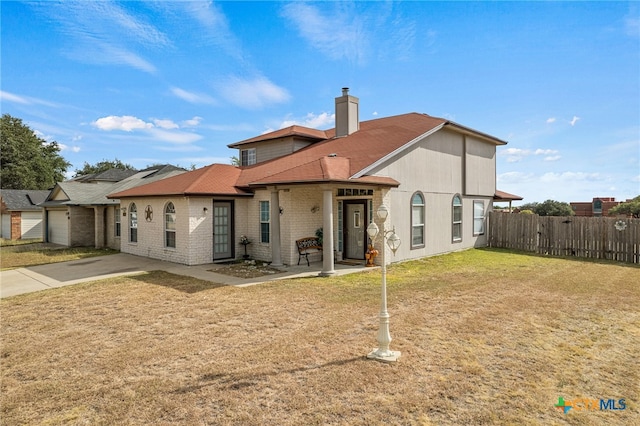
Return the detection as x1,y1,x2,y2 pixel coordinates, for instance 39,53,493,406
335,87,359,137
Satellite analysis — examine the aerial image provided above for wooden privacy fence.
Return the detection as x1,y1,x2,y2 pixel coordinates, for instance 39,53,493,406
488,212,640,264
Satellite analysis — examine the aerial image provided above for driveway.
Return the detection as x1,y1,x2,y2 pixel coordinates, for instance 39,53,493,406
1,253,369,299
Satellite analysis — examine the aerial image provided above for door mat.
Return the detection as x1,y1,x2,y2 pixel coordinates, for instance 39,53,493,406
336,260,364,266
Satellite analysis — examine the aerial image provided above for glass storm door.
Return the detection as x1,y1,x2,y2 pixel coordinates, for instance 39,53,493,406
345,202,366,259
213,201,232,260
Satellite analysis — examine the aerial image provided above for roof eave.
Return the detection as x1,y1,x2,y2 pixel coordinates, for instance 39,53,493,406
247,177,400,188
444,121,508,145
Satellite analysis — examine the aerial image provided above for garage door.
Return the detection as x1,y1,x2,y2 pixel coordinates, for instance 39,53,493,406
1,214,10,239
21,211,43,239
48,210,69,246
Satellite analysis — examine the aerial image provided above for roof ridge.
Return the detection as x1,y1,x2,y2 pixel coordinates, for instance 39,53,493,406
184,163,237,192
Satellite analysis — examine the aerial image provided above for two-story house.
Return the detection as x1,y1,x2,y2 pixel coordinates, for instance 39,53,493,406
109,88,508,274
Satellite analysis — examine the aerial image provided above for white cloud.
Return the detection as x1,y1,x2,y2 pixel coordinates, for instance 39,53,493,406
58,143,81,153
216,76,290,109
93,115,153,132
534,149,559,155
32,1,167,74
171,87,216,105
280,112,335,129
497,172,536,183
155,145,204,152
281,2,369,64
540,172,604,183
625,12,640,38
0,90,58,107
632,175,640,183
570,116,581,126
500,147,560,162
148,128,202,144
1,90,30,104
33,130,55,142
91,114,204,145
152,119,179,130
182,116,203,127
94,43,156,74
546,117,556,123
179,2,243,59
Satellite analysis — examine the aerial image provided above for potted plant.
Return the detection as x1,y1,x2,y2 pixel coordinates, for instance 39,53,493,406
365,238,378,267
240,235,251,259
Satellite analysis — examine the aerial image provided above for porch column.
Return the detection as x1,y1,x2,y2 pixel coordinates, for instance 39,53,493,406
320,187,335,276
94,206,106,248
270,187,283,267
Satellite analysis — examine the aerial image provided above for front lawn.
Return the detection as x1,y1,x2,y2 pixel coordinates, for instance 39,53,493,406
0,247,117,269
1,249,638,425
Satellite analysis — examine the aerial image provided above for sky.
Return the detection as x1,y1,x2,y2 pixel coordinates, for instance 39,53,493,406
1,0,639,204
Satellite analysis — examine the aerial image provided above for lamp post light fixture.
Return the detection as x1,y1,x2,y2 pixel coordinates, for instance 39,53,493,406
365,203,401,362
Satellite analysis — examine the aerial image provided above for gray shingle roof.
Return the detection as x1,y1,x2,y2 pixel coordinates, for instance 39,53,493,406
72,169,138,183
40,166,186,207
0,190,50,211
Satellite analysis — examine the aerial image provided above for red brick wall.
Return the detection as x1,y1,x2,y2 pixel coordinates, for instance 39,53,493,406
10,211,21,240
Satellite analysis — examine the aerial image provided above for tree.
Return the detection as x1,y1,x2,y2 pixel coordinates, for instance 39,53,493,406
74,158,135,177
0,114,70,189
518,200,574,216
609,196,640,218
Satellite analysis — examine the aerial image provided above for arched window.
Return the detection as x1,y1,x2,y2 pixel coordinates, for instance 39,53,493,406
452,195,462,242
411,192,425,248
129,203,138,243
165,202,176,248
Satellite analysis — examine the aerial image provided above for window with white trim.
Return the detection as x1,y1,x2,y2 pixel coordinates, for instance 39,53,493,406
473,201,485,235
115,207,121,237
260,201,270,243
411,192,425,248
241,148,256,166
165,202,176,248
129,203,138,243
452,195,462,242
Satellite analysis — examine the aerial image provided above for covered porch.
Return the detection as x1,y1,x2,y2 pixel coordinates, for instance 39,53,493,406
263,183,395,277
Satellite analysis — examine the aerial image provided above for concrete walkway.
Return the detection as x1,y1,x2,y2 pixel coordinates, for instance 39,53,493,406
0,253,372,299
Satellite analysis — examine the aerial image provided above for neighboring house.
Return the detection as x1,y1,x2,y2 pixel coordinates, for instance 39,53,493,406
40,165,185,248
109,88,509,274
570,197,622,217
0,189,49,240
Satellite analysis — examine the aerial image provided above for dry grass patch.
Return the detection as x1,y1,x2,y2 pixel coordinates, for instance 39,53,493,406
212,260,282,279
0,247,117,269
1,249,638,425
0,238,42,247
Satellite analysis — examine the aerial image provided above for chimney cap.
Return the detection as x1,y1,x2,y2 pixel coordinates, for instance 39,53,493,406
342,87,349,95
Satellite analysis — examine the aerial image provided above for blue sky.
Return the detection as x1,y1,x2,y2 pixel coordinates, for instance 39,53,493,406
1,1,638,204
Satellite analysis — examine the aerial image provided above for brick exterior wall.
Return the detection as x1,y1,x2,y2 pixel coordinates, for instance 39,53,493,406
120,197,190,265
10,211,21,240
69,206,95,247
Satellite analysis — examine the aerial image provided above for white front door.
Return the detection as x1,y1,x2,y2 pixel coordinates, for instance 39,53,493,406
213,201,233,260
